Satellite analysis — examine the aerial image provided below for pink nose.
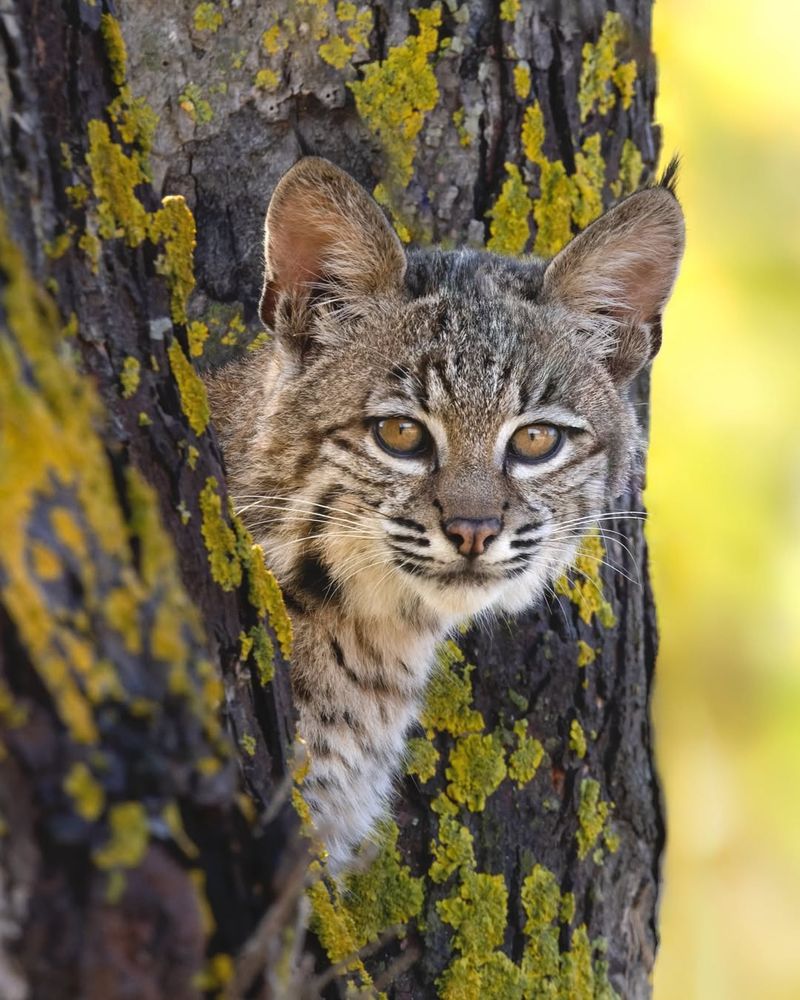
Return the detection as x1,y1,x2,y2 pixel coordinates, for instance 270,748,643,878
444,517,501,557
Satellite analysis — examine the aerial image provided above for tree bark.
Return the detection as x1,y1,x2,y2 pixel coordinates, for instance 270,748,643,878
0,1,664,998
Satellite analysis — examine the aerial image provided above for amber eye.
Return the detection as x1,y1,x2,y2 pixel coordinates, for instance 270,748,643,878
508,423,562,463
373,417,429,457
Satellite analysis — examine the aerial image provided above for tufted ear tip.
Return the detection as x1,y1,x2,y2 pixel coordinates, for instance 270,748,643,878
542,181,685,383
259,157,406,335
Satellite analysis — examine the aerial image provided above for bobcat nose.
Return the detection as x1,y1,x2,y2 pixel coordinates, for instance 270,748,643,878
444,517,501,557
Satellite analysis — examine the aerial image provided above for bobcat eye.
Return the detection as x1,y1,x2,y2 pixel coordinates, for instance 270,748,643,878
373,417,429,457
508,423,562,463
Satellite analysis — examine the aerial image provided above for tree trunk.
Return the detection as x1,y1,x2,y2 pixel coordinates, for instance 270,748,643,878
0,1,664,998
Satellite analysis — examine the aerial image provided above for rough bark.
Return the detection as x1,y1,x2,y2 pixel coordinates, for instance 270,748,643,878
0,1,664,998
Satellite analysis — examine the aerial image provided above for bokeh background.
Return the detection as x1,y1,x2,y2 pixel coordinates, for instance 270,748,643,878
648,2,800,997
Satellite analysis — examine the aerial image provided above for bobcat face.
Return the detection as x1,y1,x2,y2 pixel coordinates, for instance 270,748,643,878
208,157,683,630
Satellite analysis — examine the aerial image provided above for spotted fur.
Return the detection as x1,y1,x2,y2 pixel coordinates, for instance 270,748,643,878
205,157,684,869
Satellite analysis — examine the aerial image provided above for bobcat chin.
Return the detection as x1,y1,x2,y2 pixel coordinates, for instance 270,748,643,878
205,157,684,870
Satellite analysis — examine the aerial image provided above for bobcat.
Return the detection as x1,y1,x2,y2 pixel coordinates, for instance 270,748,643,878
205,156,684,870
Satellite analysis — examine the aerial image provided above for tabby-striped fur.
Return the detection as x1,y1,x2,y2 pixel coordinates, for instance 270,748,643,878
206,158,684,869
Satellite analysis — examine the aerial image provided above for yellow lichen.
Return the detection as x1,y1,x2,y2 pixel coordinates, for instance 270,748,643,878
319,34,355,69
571,133,605,230
100,13,127,88
577,639,597,667
198,477,242,591
167,339,209,436
186,321,208,358
93,801,149,868
612,138,644,197
406,736,438,783
569,718,587,759
420,640,483,738
149,196,196,325
193,2,223,33
576,778,612,860
446,733,507,812
555,532,617,627
533,160,573,256
261,24,284,56
429,813,475,883
119,355,140,399
240,733,257,757
179,83,213,125
64,761,105,821
254,68,280,91
508,718,544,787
241,541,293,658
578,12,637,122
487,163,532,255
513,62,532,100
438,870,507,958
348,5,442,190
86,120,149,246
309,823,422,988
499,0,520,21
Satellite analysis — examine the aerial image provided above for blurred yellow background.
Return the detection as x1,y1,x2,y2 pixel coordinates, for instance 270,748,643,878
649,2,800,997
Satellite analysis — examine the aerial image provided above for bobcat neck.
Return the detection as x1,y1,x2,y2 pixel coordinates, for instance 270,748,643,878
286,587,442,871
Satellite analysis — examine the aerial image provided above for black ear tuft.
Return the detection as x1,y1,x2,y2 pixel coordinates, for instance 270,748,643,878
657,154,680,197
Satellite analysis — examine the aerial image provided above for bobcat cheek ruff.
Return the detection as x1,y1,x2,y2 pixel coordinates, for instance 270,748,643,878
205,157,684,869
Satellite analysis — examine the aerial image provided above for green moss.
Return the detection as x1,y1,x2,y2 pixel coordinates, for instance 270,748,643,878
513,62,532,100
193,2,223,33
64,761,105,821
167,339,209,436
420,640,483,737
406,735,438,783
486,163,532,255
576,778,613,860
100,13,127,88
429,814,475,883
119,355,140,399
446,732,507,812
578,12,637,122
198,476,242,591
93,801,149,868
508,718,544,787
569,719,587,759
555,533,616,627
348,5,441,190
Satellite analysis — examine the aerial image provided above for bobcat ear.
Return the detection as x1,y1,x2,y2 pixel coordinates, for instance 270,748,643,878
542,178,685,384
259,157,406,330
